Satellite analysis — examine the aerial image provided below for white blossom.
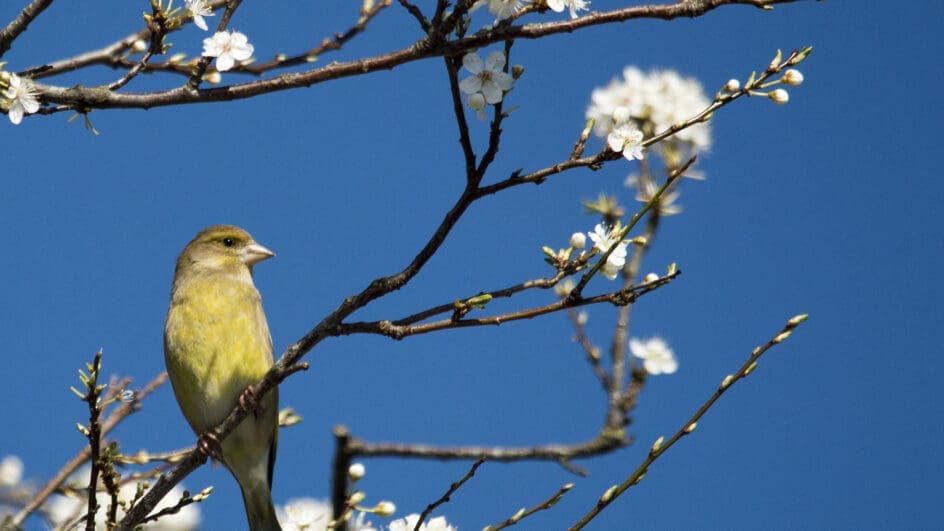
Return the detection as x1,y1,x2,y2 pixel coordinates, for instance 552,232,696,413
587,67,712,154
2,73,40,125
185,0,214,31
45,482,200,530
351,512,379,531
554,278,576,297
588,223,628,280
629,337,678,375
471,0,529,21
634,173,682,216
607,124,645,161
388,514,457,531
278,498,332,531
202,30,254,72
459,51,514,105
602,244,628,280
0,456,23,486
546,0,590,19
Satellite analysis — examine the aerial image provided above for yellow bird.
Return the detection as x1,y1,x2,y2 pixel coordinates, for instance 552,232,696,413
164,225,281,530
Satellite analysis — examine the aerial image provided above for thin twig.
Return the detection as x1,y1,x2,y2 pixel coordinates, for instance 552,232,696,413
338,271,679,339
414,457,486,531
483,483,574,531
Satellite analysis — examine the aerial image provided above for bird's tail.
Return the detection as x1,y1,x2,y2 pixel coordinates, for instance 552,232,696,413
239,481,281,531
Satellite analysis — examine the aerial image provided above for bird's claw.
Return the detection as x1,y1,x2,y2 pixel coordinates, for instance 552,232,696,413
238,386,260,414
197,431,222,460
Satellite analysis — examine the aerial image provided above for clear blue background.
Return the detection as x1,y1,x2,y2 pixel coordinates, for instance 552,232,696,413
2,1,941,529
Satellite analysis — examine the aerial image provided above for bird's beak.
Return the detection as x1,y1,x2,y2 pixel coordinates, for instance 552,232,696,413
240,240,276,266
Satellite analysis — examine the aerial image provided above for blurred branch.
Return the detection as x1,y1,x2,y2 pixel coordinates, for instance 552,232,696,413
567,314,810,530
330,426,354,530
335,427,628,472
567,307,610,390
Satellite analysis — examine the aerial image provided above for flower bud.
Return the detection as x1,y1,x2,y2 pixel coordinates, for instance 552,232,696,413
0,456,24,486
348,462,366,481
374,501,396,517
468,92,486,111
723,78,740,92
768,89,789,105
569,232,586,249
643,273,659,283
131,39,147,54
512,64,525,79
576,311,588,326
203,71,222,84
782,69,804,86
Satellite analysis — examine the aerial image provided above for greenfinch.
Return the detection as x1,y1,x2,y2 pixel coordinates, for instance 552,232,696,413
164,225,281,531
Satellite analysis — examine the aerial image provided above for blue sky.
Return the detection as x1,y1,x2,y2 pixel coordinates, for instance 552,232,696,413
2,1,942,529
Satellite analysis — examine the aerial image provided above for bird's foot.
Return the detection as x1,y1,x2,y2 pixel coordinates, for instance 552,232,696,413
196,430,222,461
238,385,262,415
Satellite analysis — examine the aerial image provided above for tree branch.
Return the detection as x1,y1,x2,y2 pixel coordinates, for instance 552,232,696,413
0,0,55,58
29,1,804,112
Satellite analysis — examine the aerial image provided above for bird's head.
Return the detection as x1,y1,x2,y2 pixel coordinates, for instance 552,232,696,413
175,225,275,280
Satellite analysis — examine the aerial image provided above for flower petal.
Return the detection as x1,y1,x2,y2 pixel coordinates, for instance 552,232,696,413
484,51,506,72
459,76,483,95
462,53,483,74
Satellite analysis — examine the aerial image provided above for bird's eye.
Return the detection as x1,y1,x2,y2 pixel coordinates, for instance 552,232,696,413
222,237,235,247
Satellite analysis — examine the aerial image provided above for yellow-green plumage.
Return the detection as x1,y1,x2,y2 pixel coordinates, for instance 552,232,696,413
164,225,281,531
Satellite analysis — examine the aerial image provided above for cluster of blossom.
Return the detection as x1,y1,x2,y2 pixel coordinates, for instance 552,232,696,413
459,50,515,120
555,226,680,376
586,67,713,157
182,0,254,73
277,497,455,531
42,477,202,529
472,0,590,21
